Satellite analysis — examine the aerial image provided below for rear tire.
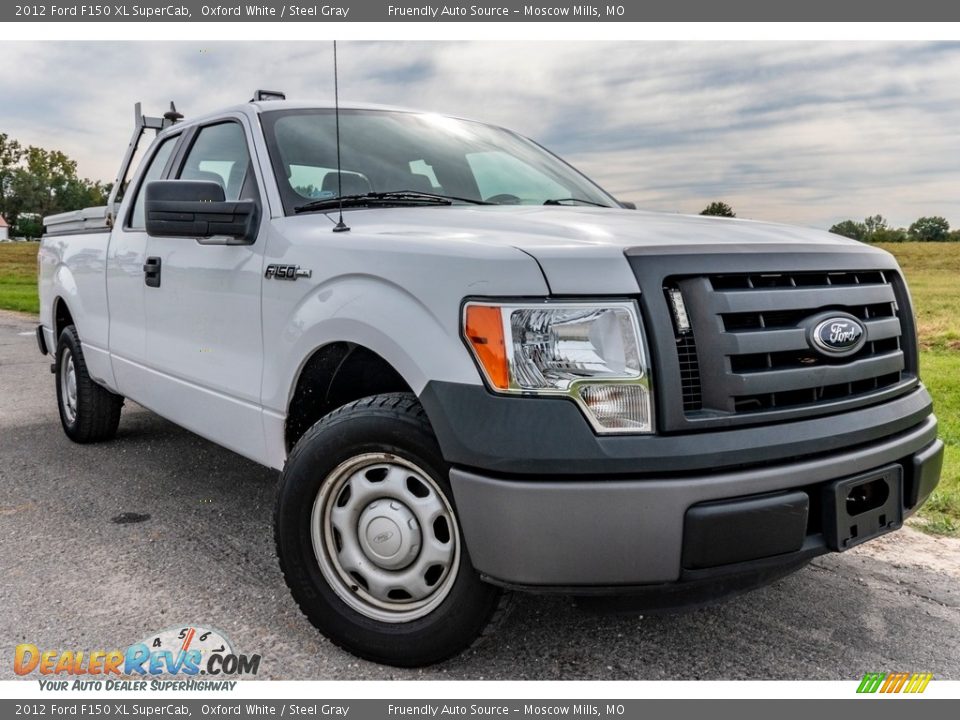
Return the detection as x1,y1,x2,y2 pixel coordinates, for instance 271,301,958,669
55,325,123,443
275,392,504,667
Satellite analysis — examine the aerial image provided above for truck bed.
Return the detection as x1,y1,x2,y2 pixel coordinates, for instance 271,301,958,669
43,206,110,236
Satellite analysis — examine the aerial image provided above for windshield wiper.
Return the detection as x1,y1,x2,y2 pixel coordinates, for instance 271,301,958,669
543,197,611,208
295,190,492,214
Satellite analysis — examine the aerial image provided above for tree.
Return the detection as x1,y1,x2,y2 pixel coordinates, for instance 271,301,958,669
908,216,950,242
1,140,110,237
862,214,887,241
829,219,866,241
13,215,43,239
871,227,909,243
0,133,24,224
700,201,736,217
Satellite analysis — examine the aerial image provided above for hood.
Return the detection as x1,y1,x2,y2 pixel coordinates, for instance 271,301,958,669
294,205,888,295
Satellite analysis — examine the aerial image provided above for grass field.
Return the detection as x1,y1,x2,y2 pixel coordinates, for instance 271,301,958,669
875,242,960,536
0,243,40,314
1,240,958,535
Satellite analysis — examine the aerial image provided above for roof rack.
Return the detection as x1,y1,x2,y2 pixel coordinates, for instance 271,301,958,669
106,102,182,226
251,89,286,102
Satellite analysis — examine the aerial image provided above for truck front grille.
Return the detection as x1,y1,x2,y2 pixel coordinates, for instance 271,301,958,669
669,270,910,417
675,333,702,412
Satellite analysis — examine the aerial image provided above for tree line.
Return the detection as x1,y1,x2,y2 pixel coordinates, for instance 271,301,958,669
827,215,957,243
0,133,111,238
699,202,958,242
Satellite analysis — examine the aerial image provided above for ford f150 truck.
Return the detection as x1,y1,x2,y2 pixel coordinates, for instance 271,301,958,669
38,93,943,667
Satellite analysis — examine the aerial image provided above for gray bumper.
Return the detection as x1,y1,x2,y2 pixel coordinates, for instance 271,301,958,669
450,415,940,587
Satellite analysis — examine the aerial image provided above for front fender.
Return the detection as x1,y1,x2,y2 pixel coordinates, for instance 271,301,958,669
263,273,483,414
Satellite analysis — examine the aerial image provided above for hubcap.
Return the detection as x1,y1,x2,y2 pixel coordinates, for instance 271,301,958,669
61,349,78,424
357,499,421,570
311,453,460,623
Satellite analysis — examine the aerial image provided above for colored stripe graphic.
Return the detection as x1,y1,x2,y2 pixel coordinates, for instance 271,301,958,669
883,672,908,693
857,672,932,694
857,673,886,693
906,673,933,694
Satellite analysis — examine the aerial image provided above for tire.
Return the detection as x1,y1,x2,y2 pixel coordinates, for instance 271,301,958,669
55,325,124,443
275,392,505,667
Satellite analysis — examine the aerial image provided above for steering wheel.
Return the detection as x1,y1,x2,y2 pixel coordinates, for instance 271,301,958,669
485,193,522,205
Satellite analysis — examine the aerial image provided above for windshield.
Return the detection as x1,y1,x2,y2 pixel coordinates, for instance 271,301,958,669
261,109,617,214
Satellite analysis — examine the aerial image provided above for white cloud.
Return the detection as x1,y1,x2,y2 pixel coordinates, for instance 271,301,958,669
2,41,959,229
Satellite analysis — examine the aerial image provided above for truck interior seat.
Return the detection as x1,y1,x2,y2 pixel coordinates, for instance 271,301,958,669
322,171,372,197
404,174,438,193
182,169,228,194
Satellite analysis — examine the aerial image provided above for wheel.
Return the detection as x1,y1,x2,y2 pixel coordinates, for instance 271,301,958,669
55,325,123,443
275,393,505,667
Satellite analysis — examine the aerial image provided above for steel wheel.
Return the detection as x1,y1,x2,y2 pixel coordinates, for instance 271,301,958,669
277,393,505,665
60,347,78,425
311,452,461,623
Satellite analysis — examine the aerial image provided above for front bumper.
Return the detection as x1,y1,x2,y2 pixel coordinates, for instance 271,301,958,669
420,381,933,476
448,412,941,588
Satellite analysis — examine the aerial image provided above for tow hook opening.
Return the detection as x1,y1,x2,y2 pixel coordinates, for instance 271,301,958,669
845,478,890,517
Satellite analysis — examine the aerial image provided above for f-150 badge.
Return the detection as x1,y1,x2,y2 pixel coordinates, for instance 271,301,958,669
265,264,312,280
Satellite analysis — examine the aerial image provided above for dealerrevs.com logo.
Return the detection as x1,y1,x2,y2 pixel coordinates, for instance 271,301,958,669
14,626,261,691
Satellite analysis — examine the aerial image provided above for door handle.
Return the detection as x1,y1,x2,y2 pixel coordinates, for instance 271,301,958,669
143,256,161,288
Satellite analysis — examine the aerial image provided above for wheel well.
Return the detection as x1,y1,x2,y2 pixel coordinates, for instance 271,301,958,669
286,342,413,451
54,298,74,341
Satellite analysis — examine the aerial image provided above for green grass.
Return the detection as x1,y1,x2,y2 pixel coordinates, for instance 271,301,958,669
875,242,960,536
1,240,958,534
0,243,40,314
911,353,960,535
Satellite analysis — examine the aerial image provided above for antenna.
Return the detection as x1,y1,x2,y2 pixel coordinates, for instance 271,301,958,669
332,40,350,233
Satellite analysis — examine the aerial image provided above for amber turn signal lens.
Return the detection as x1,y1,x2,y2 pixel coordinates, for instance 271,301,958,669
464,305,509,389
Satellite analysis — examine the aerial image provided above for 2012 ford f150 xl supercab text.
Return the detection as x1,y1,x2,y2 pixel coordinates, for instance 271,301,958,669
37,94,943,667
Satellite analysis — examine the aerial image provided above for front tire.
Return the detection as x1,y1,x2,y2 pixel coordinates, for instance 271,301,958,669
275,393,504,667
55,325,123,443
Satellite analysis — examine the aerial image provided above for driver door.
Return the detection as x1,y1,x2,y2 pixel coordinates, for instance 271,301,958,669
140,118,268,463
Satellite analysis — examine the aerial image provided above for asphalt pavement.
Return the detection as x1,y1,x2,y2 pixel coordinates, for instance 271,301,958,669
1,309,958,680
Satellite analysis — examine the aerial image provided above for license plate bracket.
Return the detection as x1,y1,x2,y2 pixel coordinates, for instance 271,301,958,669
822,465,903,551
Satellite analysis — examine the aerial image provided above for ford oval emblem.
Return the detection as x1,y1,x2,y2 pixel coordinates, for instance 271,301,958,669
811,316,866,356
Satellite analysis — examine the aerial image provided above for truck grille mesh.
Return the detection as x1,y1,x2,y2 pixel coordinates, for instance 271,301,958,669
676,334,702,412
669,270,909,417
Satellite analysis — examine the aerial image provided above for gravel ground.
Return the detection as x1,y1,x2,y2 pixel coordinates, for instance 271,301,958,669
1,309,958,680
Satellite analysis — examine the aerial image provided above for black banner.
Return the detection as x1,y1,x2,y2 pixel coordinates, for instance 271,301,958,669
0,700,957,720
5,0,960,22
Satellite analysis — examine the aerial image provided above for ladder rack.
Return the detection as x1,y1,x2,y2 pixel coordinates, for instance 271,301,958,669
106,101,182,226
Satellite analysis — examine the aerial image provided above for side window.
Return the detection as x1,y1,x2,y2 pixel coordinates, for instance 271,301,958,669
128,136,177,229
178,122,250,201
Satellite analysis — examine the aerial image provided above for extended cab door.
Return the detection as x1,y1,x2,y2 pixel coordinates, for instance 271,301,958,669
139,117,269,462
107,132,180,384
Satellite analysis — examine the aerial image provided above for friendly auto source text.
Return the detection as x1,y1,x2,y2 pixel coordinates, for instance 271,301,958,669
387,5,626,17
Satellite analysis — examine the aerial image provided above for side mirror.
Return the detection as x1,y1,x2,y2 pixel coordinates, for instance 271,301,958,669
145,180,258,245
619,200,637,210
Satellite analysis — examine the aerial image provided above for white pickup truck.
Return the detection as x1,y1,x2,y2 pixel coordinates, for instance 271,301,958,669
38,93,942,667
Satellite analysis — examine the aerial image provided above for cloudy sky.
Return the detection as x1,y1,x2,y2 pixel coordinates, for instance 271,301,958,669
2,41,959,229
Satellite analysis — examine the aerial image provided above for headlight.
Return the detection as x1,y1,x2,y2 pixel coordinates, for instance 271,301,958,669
463,301,653,433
